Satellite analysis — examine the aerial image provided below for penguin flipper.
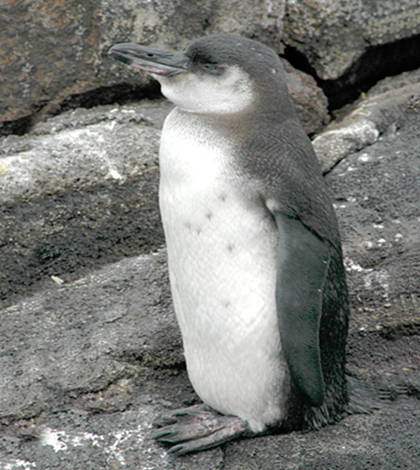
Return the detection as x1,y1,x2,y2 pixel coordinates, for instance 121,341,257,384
274,213,329,407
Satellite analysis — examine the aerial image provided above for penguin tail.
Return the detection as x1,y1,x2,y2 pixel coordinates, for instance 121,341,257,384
344,374,384,416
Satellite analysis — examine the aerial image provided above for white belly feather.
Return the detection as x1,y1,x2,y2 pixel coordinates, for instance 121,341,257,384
159,109,288,431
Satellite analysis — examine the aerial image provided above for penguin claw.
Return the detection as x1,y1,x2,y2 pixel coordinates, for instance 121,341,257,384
152,404,211,427
151,404,251,454
151,415,177,427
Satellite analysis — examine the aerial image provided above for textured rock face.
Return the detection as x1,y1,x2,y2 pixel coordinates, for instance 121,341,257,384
3,0,420,132
0,250,178,421
0,0,103,124
0,101,170,301
283,0,420,80
328,115,420,335
313,68,420,172
283,58,330,135
0,0,286,129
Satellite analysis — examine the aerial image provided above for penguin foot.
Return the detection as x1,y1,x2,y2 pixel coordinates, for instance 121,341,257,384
151,404,251,455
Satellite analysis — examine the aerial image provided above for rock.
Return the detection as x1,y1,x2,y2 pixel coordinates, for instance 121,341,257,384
3,0,420,134
0,101,171,301
314,68,420,172
0,0,104,126
0,104,161,204
0,250,180,422
283,0,420,80
326,113,420,337
0,0,327,137
0,0,285,130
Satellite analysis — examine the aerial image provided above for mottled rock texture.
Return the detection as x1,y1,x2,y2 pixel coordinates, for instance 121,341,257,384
3,0,420,133
284,0,420,80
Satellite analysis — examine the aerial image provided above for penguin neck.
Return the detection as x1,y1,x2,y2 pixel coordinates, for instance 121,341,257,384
171,93,297,141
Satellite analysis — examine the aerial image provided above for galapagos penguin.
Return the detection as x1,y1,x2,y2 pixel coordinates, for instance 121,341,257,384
109,34,349,455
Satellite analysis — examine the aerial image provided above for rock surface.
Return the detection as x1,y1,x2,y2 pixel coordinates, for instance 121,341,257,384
1,64,420,467
3,0,420,132
0,101,169,302
1,0,286,129
283,0,420,80
313,68,420,172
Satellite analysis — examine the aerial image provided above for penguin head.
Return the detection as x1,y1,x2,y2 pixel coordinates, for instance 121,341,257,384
109,34,290,115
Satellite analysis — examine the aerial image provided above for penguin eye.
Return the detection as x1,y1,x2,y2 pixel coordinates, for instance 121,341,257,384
201,63,224,75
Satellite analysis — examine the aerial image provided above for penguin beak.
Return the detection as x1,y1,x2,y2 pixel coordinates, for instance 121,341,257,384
108,43,188,76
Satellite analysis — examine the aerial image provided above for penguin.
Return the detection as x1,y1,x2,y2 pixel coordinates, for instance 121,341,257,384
109,34,349,455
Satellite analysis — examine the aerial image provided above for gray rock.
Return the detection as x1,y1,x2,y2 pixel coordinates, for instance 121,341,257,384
326,114,420,337
283,0,420,80
2,0,420,134
314,68,420,172
0,0,327,136
0,101,170,301
0,249,179,422
283,59,330,135
0,101,171,203
0,0,285,128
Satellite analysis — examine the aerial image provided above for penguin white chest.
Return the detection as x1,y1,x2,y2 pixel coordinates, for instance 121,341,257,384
158,110,288,431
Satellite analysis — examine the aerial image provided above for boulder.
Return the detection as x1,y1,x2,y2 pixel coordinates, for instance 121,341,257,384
7,1,420,134
283,0,420,80
313,68,420,172
0,101,169,301
0,0,285,130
